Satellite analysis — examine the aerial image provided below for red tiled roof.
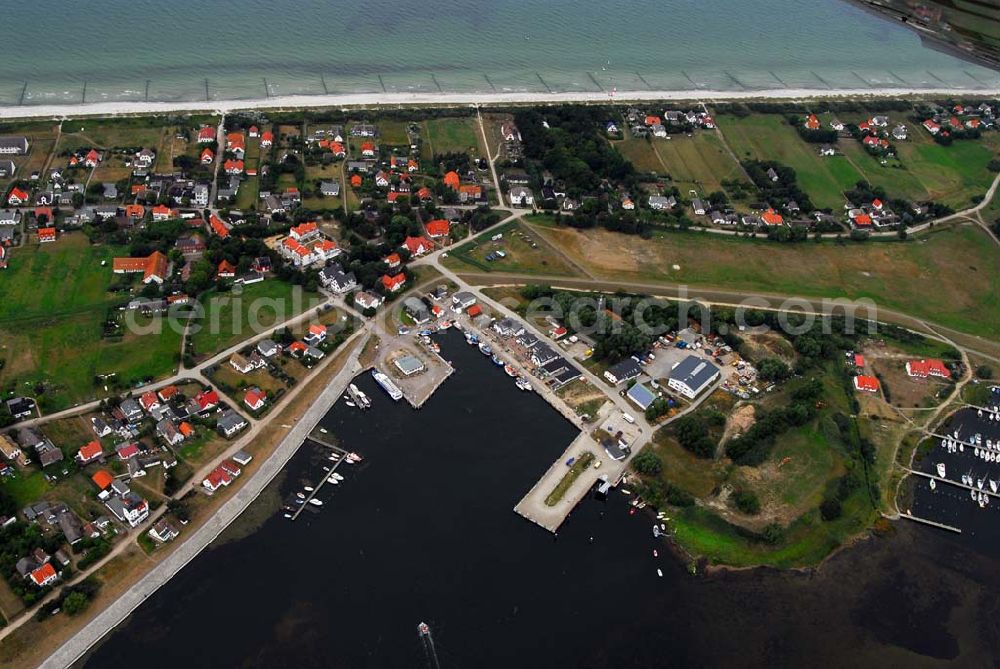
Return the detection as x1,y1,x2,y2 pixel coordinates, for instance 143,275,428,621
290,221,317,238
158,385,179,401
179,422,194,437
217,260,236,276
78,440,103,461
426,219,450,237
112,251,168,283
381,273,406,291
244,388,266,409
402,236,432,255
466,304,482,317
8,187,29,203
385,252,400,266
30,563,57,587
196,389,220,410
761,209,783,226
92,469,114,490
907,359,951,379
854,354,865,367
853,375,880,393
209,214,230,238
443,171,460,189
38,227,56,241
117,443,140,459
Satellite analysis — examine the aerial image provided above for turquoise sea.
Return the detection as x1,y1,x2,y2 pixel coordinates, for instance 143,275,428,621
2,0,998,106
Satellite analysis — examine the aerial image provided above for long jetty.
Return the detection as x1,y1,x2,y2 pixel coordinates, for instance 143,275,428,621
289,432,351,520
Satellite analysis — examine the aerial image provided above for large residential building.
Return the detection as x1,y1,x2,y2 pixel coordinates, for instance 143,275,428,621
112,251,169,284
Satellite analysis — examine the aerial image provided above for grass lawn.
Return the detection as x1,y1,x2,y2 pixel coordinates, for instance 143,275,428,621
442,220,580,276
0,470,49,507
422,117,483,158
0,233,181,411
530,219,1000,339
191,281,322,358
376,120,410,146
613,137,665,173
717,113,862,210
235,176,259,210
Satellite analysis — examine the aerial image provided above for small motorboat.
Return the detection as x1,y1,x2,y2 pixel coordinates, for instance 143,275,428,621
348,452,363,462
303,486,314,492
332,472,344,481
283,513,292,519
929,478,936,490
656,569,663,578
652,549,659,557
320,428,328,434
345,401,356,407
479,342,492,356
327,477,340,485
308,498,323,506
296,492,305,499
504,364,518,377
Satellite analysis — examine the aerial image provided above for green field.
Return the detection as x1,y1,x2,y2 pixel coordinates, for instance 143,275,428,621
422,117,482,158
614,131,745,198
718,114,862,210
0,233,181,411
718,112,998,210
443,220,581,276
191,281,322,358
531,219,1000,338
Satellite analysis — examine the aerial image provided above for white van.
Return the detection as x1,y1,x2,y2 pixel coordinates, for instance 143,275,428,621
621,412,636,424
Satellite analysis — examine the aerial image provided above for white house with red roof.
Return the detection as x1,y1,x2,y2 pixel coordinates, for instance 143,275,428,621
244,387,267,412
906,359,951,379
194,389,220,413
402,236,433,256
8,187,29,206
260,130,274,147
197,126,216,143
29,563,58,588
853,375,880,393
382,273,406,293
76,440,104,464
139,391,160,412
425,219,450,238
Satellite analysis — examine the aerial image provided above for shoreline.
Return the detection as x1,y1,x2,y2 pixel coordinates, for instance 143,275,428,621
1,86,999,120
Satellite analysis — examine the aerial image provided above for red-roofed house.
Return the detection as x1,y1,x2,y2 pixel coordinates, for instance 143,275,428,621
92,469,114,490
760,209,784,226
29,563,58,588
34,206,53,222
84,149,101,167
38,227,57,243
209,214,230,238
139,391,160,412
260,130,274,147
853,214,873,228
195,389,220,412
645,115,661,126
217,260,236,278
360,142,376,157
198,126,216,143
244,388,267,411
872,198,883,211
158,385,179,402
443,171,460,190
805,114,820,130
417,186,433,203
125,204,145,220
8,187,29,206
112,251,169,284
350,174,362,188
226,132,246,156
402,236,433,256
466,304,482,318
384,253,401,269
152,204,178,221
290,221,318,240
76,440,103,464
862,135,879,147
330,141,346,157
923,119,941,135
854,354,865,368
382,273,406,293
906,359,951,379
853,375,880,393
179,422,195,438
202,466,233,492
224,159,244,175
200,147,214,164
248,125,259,138
287,341,308,357
116,443,140,460
426,219,450,238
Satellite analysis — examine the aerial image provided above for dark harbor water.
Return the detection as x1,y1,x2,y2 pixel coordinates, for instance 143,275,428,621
82,334,1000,668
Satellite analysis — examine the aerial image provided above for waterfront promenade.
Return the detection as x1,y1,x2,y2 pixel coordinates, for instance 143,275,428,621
38,339,366,669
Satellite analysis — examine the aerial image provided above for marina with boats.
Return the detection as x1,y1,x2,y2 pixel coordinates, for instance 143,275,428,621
904,393,1000,537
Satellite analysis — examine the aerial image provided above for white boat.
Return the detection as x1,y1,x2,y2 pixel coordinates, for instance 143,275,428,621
283,513,292,518
990,480,997,494
348,452,363,462
656,569,663,578
304,486,314,492
332,472,344,481
372,370,403,401
345,401,356,407
308,498,323,506
959,443,964,453
936,462,947,478
929,478,936,490
320,428,328,434
327,477,340,484
978,478,985,489
296,492,305,499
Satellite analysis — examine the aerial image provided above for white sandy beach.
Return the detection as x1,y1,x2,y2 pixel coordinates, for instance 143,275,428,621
1,87,999,120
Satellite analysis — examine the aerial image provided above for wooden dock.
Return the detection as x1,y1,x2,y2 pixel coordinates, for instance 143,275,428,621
905,468,1000,500
289,432,351,521
898,513,962,534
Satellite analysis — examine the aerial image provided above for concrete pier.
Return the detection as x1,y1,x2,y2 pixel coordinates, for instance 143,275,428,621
513,432,619,533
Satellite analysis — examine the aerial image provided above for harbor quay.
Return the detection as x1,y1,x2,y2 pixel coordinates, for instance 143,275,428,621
371,329,455,409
